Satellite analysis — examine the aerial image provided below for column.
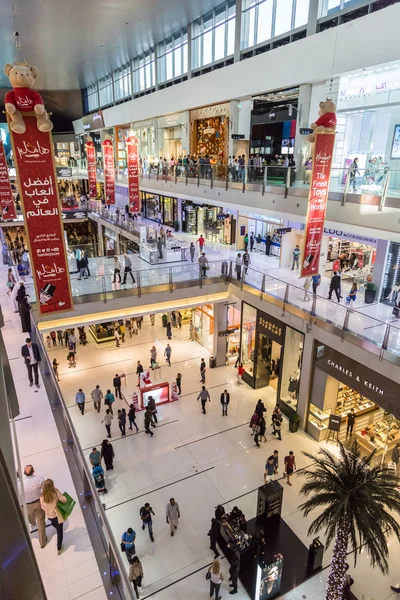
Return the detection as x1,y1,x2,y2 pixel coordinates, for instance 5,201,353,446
234,0,243,63
187,27,192,79
296,332,314,430
306,0,319,37
213,302,228,367
154,46,159,90
97,221,104,256
293,83,312,182
371,239,389,301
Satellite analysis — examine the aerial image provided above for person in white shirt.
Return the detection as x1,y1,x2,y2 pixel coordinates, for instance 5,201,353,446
207,560,224,599
113,256,122,283
19,465,47,548
166,498,180,536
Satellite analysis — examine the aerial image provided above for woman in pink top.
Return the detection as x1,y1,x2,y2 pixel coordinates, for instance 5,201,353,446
40,479,67,554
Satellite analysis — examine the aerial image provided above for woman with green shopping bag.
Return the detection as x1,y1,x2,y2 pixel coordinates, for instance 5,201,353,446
40,479,75,555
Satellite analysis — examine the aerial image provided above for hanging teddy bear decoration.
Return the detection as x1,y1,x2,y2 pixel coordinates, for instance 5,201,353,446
4,62,53,134
307,99,336,143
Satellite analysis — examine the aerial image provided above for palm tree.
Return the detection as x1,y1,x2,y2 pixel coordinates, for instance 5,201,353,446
298,441,400,600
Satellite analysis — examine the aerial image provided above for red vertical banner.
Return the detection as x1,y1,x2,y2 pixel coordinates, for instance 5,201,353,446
9,115,73,315
301,133,335,278
86,140,97,199
126,136,140,213
0,140,16,220
102,138,115,204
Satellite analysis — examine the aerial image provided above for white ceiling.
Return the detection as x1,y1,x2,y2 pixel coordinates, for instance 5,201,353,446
1,0,221,90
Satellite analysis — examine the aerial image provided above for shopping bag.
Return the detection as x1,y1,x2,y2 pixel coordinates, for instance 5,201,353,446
57,492,76,520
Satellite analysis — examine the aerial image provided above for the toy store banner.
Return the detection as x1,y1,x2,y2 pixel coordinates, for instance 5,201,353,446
301,133,335,278
102,139,115,204
9,116,73,315
86,142,97,199
0,141,16,220
126,136,140,213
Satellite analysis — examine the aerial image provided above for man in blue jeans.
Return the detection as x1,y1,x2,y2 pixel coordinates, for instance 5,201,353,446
238,155,245,181
140,503,155,542
121,527,136,563
291,245,301,270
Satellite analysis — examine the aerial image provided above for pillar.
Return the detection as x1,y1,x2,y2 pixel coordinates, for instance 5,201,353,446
213,302,228,367
296,331,314,430
187,27,192,79
234,0,243,63
306,0,319,37
372,239,389,300
293,84,312,182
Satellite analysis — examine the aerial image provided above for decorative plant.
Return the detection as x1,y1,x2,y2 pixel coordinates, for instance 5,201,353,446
298,441,400,600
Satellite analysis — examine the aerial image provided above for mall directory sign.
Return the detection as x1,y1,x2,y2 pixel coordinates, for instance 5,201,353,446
86,139,97,199
8,115,73,315
102,138,115,204
0,140,16,220
301,132,335,278
127,135,140,213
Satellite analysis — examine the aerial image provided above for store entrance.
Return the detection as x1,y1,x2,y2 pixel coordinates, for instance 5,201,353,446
255,333,281,390
325,235,375,283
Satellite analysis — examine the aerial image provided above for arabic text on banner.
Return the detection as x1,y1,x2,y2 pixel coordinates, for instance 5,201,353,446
10,116,73,315
301,133,336,278
127,136,140,213
103,140,115,204
86,143,97,199
0,141,16,220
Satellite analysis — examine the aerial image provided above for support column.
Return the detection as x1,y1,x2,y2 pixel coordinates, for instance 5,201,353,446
213,302,228,367
296,331,314,430
306,0,319,37
187,27,192,79
154,46,159,90
294,83,312,182
234,0,243,63
371,239,389,301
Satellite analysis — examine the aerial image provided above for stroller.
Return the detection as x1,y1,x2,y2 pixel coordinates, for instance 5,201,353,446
92,465,107,494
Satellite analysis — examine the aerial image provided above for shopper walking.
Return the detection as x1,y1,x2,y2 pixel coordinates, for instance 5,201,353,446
129,556,144,599
147,395,158,425
207,560,224,599
229,557,239,595
311,272,321,295
57,329,64,346
144,406,154,437
303,277,312,302
198,252,209,277
283,451,296,486
121,527,136,563
131,317,138,335
264,456,275,483
291,245,301,270
197,234,205,252
68,330,77,352
176,373,182,395
255,399,266,419
190,242,195,262
52,358,60,381
102,409,113,438
237,362,244,384
21,338,41,388
346,408,356,436
164,343,172,366
91,385,103,413
150,313,155,326
128,403,139,432
328,271,341,302
112,256,122,283
136,361,144,386
140,503,155,542
101,439,115,470
244,232,249,251
346,282,357,305
220,389,230,416
166,322,172,340
113,373,122,399
273,415,282,440
89,447,101,468
349,157,360,191
197,386,211,414
114,328,121,347
75,388,85,415
235,253,242,281
118,408,127,436
104,389,115,414
122,253,136,284
189,321,195,340
166,498,180,536
242,250,251,274
120,322,126,343
200,358,206,383
208,518,220,558
19,465,47,548
40,479,67,555
259,416,267,442
177,311,182,328
150,345,157,369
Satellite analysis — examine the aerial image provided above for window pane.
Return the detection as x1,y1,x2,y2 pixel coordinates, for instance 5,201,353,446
257,0,273,44
174,47,182,76
166,52,173,80
242,7,256,49
182,42,188,73
145,63,151,87
139,66,145,91
295,0,309,27
274,0,293,36
227,18,235,55
88,93,98,111
214,23,226,61
202,30,213,66
151,61,155,86
192,35,201,69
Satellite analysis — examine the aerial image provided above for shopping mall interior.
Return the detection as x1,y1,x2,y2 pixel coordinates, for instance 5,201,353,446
1,1,400,600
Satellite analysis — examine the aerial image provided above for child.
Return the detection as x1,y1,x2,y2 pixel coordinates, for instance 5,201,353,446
46,335,52,348
346,283,357,305
52,358,60,381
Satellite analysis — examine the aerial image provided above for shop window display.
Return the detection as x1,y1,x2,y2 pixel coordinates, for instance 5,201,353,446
193,116,227,159
256,334,281,389
279,327,303,412
241,303,256,377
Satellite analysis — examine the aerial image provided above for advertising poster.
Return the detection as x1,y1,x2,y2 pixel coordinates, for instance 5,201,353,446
102,138,115,204
86,141,97,199
126,135,140,213
255,554,283,600
301,133,335,278
9,115,73,315
0,140,16,220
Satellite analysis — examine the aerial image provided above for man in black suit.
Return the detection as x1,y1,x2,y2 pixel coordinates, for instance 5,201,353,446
220,390,230,416
328,271,341,302
21,338,41,388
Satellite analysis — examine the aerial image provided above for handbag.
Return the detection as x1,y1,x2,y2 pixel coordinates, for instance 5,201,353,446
57,492,76,520
206,571,211,580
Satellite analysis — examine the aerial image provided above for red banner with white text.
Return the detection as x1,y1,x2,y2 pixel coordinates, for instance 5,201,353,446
86,142,97,199
127,136,140,213
301,133,335,278
9,115,73,314
0,140,16,220
102,139,115,204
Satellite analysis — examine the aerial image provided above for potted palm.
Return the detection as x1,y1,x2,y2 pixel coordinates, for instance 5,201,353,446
298,442,400,600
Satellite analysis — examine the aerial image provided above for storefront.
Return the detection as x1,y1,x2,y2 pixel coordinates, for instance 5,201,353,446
64,221,99,258
181,199,236,244
192,305,214,352
190,103,230,163
115,125,131,171
381,241,400,304
237,211,283,256
157,112,189,159
240,303,304,414
53,136,79,167
225,304,241,365
322,228,376,283
141,192,179,228
103,226,117,257
131,119,157,161
308,344,400,462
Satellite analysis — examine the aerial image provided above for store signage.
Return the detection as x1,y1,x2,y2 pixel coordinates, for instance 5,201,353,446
56,166,72,178
323,228,377,245
219,328,239,337
337,67,400,110
102,139,115,204
61,210,87,220
86,141,97,199
0,140,16,220
315,344,400,416
203,128,215,135
257,310,283,343
163,114,181,127
328,414,341,432
9,115,73,315
301,133,335,278
276,227,291,234
299,128,313,136
127,136,140,213
82,110,105,131
231,134,245,140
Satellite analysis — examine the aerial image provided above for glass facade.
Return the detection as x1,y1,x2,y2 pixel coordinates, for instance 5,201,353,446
240,302,257,378
158,30,188,83
280,327,304,412
114,65,132,101
133,52,156,92
192,0,236,70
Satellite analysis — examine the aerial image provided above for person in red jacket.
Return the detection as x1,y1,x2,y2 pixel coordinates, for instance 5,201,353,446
237,362,244,384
